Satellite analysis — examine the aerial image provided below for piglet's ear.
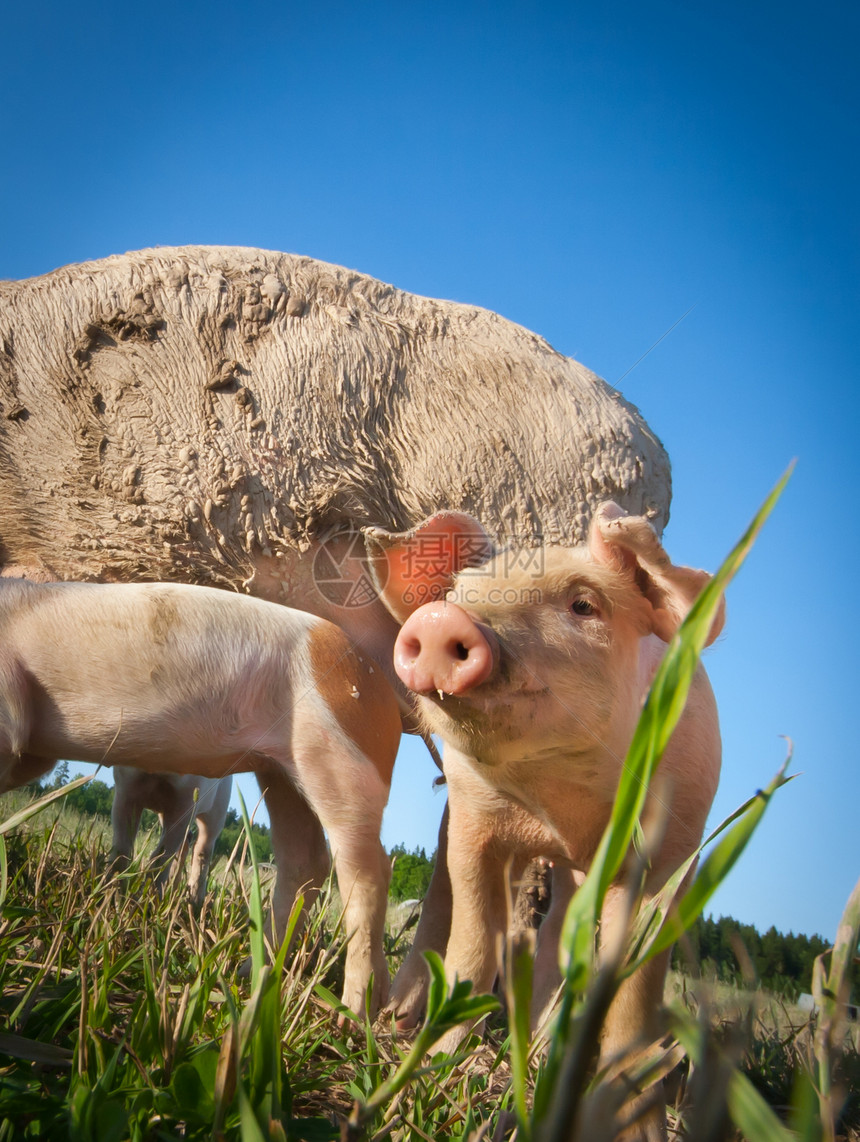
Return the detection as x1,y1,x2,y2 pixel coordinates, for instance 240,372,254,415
363,512,494,624
589,502,725,646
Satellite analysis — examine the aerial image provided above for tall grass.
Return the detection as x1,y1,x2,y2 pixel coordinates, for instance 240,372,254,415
0,469,857,1140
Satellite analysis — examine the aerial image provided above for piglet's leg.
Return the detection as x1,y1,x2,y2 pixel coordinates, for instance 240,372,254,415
328,820,392,1019
288,734,393,1019
387,801,452,1027
188,778,232,910
153,796,195,895
109,782,144,871
257,766,331,942
290,630,401,1019
433,794,508,1055
187,813,216,909
597,881,670,1142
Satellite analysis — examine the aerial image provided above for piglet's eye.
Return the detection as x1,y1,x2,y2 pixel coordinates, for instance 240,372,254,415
571,598,597,617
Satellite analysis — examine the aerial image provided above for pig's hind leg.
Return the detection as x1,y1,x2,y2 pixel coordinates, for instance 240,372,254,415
109,780,144,871
257,765,331,943
187,779,232,909
151,791,198,896
596,880,671,1142
387,802,453,1028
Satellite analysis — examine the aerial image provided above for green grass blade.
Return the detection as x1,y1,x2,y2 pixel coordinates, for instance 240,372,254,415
789,1066,824,1142
0,835,6,911
820,870,860,1011
593,463,794,908
813,871,860,1138
505,930,535,1139
541,469,793,1121
236,789,267,985
673,1009,796,1142
0,774,94,835
727,1068,798,1142
238,1083,268,1142
630,758,794,966
351,952,498,1128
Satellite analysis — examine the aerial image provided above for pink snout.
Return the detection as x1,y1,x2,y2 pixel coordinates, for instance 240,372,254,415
394,601,497,696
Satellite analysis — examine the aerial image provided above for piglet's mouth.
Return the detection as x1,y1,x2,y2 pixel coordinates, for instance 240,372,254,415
421,687,484,710
420,678,549,707
412,683,553,751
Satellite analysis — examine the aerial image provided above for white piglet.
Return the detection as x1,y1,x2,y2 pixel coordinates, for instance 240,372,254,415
0,579,400,1015
110,767,233,908
366,503,724,1141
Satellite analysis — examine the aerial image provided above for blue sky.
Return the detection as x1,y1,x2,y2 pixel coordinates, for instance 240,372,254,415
2,1,857,943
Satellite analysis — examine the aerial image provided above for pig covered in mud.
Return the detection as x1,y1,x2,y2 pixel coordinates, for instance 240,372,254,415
0,247,675,1035
0,246,670,689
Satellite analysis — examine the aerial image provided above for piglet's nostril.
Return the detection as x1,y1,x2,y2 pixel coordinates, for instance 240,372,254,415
399,633,423,660
455,642,469,661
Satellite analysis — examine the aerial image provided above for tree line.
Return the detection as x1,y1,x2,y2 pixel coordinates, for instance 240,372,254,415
672,912,857,1002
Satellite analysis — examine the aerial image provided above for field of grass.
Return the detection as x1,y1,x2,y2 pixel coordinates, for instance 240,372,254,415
0,789,857,1142
1,473,857,1141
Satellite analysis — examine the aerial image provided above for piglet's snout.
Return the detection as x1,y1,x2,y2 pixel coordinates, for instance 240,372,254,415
394,602,497,696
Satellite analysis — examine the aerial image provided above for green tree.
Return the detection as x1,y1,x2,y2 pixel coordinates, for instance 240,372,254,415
63,778,114,819
212,809,274,862
674,913,857,1001
388,845,435,901
50,761,70,788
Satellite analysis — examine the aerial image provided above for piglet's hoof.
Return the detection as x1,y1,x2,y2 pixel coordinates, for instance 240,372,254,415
384,972,429,1030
